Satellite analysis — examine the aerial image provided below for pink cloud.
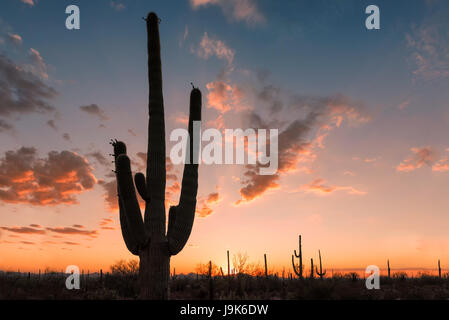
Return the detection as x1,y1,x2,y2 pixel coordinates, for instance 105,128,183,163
397,147,438,172
190,0,265,25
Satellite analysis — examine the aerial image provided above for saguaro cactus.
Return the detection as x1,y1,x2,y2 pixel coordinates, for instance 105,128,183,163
438,260,442,279
227,250,230,277
310,258,314,279
264,253,268,279
292,235,303,279
387,259,391,279
111,12,201,300
315,250,326,280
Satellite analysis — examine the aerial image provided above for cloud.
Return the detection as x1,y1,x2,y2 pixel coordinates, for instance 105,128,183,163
179,25,189,47
79,104,109,121
46,227,98,238
0,226,45,234
197,32,235,66
433,150,449,172
110,1,125,11
20,241,35,245
236,90,370,204
46,119,58,131
398,100,410,111
28,48,48,79
0,54,57,117
205,80,243,113
99,218,115,230
86,151,109,167
62,133,71,142
299,178,366,196
0,147,97,206
7,33,22,46
397,147,438,172
0,119,13,133
20,0,34,6
196,191,221,218
406,4,449,80
190,0,265,25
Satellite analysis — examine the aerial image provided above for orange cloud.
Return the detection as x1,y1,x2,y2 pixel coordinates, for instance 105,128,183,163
299,178,367,196
0,147,96,206
196,191,221,218
205,80,243,113
433,157,449,172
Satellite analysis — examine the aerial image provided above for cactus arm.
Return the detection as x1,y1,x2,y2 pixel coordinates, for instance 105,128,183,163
117,191,139,255
292,255,301,277
145,12,166,237
111,140,141,255
135,172,149,201
167,88,201,256
116,154,148,250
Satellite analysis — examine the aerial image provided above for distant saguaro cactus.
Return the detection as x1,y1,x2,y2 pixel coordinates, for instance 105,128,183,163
264,254,268,279
315,250,326,280
111,12,202,300
438,260,442,279
292,235,303,279
387,259,391,279
310,258,314,279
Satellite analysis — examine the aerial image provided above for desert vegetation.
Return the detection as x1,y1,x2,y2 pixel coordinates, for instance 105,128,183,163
1,256,449,300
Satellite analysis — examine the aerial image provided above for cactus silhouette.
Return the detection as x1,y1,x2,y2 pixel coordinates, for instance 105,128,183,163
438,259,442,279
310,258,314,279
387,259,391,279
315,250,326,280
292,235,303,279
111,12,201,299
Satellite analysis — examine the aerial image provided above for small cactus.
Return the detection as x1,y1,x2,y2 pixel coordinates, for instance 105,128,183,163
291,235,303,279
315,250,326,280
387,259,391,279
208,261,214,300
264,253,268,279
438,260,442,279
310,258,314,279
227,250,230,277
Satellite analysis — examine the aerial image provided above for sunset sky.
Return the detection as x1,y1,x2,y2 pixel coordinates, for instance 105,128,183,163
1,0,449,275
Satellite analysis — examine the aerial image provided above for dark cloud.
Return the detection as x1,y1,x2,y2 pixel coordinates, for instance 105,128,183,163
79,104,109,121
0,119,13,132
86,151,109,167
63,241,80,246
46,227,98,238
62,133,71,141
0,226,45,234
0,54,57,117
0,147,96,206
47,120,58,131
99,218,115,230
